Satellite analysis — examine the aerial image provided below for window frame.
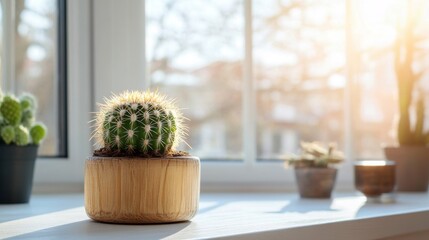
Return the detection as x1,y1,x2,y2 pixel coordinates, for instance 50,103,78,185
0,0,69,158
55,0,69,158
33,0,92,185
35,0,361,190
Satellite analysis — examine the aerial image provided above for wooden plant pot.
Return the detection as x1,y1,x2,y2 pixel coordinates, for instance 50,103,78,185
294,167,337,199
84,156,200,224
384,146,429,192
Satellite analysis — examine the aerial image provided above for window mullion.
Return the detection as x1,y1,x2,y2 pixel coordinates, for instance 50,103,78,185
243,0,256,165
345,0,355,162
1,0,16,93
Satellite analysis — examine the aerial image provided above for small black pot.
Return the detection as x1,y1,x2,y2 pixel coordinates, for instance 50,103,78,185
0,144,38,203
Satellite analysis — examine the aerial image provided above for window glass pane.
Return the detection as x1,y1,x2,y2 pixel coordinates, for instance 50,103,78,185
253,0,346,160
0,0,63,156
353,0,429,158
146,0,244,160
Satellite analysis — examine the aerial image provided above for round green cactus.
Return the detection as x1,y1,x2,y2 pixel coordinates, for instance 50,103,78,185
30,123,47,145
1,126,15,144
15,125,30,146
20,94,37,111
20,98,32,110
1,95,22,126
94,91,185,156
21,110,35,128
20,94,36,128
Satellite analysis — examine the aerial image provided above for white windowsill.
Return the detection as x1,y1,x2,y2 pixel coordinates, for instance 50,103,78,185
2,192,429,239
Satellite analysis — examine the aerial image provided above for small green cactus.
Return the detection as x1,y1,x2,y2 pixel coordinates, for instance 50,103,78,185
22,110,35,128
1,95,22,126
20,94,37,111
0,92,47,146
20,98,32,110
1,126,15,144
20,94,37,128
15,125,30,146
94,91,185,156
30,123,47,145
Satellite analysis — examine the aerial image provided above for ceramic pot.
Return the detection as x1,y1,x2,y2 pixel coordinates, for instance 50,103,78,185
384,146,429,192
84,156,200,224
294,167,337,198
0,144,38,203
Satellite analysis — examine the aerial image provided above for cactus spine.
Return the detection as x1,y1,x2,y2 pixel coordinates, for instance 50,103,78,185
94,91,185,156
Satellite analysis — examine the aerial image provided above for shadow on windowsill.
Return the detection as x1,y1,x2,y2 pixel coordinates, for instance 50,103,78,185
10,219,193,239
267,197,339,214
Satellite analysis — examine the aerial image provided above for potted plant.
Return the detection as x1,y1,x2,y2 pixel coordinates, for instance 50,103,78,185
0,92,47,203
285,142,344,198
383,3,429,192
85,90,200,224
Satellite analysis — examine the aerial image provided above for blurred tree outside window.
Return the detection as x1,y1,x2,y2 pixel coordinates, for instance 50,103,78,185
147,0,244,160
147,0,429,161
253,0,345,159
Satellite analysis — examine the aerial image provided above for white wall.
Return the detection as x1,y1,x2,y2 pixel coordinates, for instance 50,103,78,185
93,0,147,104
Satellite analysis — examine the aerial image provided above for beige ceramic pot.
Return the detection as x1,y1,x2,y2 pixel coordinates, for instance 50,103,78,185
384,146,429,192
84,156,200,224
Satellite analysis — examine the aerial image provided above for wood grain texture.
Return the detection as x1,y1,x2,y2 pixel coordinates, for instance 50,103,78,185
84,156,200,224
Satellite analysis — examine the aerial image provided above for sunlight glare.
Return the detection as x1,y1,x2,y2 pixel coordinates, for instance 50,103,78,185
0,207,87,239
355,160,394,166
357,0,403,26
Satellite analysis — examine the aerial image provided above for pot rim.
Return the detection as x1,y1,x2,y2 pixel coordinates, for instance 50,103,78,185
0,143,39,148
294,166,338,171
383,145,429,149
87,155,200,161
353,160,395,166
